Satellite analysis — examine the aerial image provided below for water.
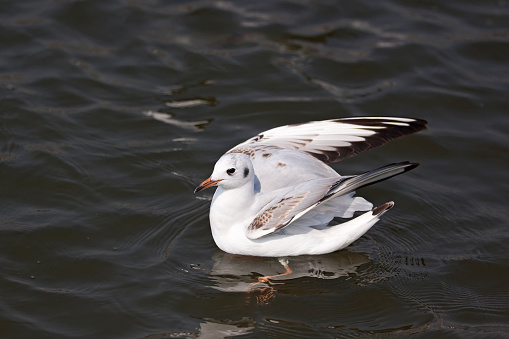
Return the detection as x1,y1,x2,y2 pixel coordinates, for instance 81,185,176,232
1,0,508,337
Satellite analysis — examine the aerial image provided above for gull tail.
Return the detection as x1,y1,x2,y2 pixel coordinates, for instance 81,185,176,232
289,162,416,227
308,201,395,255
322,162,419,201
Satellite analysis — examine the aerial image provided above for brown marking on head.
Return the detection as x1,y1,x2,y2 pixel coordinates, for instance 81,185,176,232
277,162,286,168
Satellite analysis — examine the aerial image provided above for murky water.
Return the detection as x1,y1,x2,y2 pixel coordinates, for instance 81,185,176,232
1,0,508,337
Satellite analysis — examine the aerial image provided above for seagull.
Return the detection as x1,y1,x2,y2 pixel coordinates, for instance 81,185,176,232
194,117,427,257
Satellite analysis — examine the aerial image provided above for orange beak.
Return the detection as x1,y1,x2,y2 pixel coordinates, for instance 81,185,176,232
194,177,222,193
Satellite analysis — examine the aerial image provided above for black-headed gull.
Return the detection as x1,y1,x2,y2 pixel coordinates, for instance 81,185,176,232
195,117,427,257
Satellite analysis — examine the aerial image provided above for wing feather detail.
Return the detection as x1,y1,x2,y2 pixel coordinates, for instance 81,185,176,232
246,178,340,239
228,117,427,164
247,194,307,239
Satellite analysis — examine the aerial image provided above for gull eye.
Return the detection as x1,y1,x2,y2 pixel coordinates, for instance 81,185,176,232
226,168,236,176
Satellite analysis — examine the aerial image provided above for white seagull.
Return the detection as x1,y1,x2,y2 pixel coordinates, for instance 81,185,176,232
194,117,427,257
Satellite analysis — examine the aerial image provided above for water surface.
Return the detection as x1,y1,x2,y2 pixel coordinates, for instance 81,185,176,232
1,0,508,337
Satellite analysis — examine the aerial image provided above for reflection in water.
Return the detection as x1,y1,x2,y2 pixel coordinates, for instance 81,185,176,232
137,317,255,339
249,286,277,305
197,317,255,338
207,249,370,305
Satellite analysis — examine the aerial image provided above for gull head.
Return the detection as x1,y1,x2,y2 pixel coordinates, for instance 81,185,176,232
194,153,254,193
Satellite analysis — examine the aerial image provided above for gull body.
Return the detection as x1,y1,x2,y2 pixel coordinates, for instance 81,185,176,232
195,117,427,257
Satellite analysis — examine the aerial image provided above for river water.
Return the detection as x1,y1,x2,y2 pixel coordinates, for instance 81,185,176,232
1,0,508,338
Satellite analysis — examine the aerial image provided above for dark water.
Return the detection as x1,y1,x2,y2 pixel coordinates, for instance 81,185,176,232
1,0,508,337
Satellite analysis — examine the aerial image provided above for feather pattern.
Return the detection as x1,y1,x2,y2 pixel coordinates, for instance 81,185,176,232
229,117,427,164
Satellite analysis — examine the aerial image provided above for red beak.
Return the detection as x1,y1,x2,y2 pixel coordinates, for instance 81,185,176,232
194,177,222,193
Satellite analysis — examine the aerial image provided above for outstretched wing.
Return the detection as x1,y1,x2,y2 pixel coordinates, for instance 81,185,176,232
228,117,427,164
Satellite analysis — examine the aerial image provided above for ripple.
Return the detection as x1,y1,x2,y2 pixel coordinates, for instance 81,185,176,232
143,110,213,131
1,0,508,337
165,97,217,108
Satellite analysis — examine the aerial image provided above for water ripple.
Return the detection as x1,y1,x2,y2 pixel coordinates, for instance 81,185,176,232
1,0,509,337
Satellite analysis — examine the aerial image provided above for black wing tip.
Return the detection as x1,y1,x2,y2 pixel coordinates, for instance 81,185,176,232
316,117,428,164
372,201,395,216
399,161,420,172
336,116,428,132
407,118,428,133
373,161,421,177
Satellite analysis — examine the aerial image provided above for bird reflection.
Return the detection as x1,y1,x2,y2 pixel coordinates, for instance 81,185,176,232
207,249,371,305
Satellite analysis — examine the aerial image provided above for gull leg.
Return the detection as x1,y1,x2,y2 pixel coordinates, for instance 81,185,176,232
257,258,293,283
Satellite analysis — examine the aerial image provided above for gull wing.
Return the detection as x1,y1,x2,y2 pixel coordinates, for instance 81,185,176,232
246,178,339,240
245,161,420,240
228,117,427,164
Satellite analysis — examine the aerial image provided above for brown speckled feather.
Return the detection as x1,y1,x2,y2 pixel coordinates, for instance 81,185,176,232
245,177,341,239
